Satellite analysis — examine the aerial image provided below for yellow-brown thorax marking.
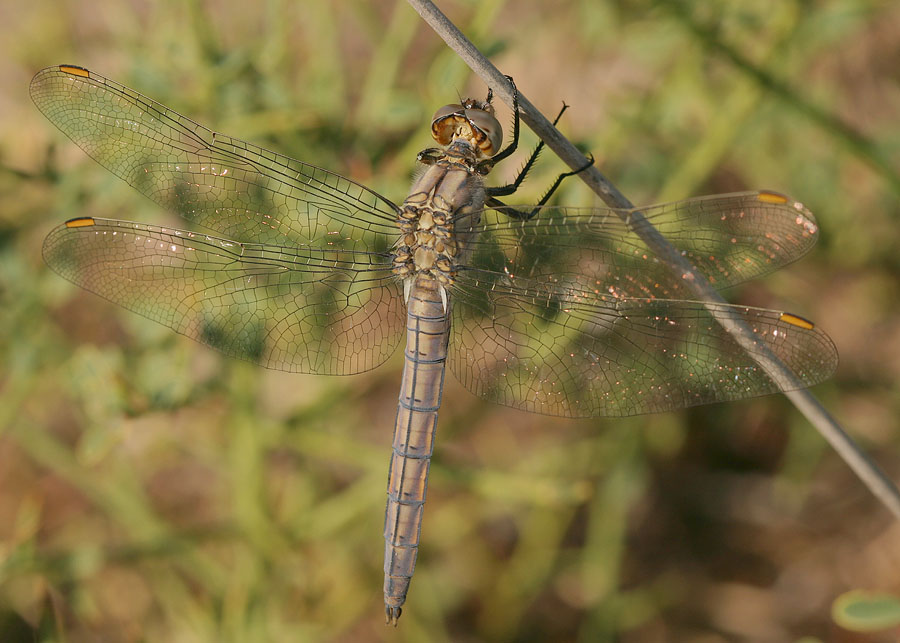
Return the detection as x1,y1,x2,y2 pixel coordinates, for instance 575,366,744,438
392,145,481,286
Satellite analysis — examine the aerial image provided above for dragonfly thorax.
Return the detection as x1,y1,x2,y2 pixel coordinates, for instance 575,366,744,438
392,137,485,295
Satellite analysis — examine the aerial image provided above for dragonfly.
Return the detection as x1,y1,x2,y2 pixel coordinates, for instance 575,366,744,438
31,64,837,625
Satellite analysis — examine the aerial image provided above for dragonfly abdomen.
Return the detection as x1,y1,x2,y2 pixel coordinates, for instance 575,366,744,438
384,131,492,623
384,275,450,625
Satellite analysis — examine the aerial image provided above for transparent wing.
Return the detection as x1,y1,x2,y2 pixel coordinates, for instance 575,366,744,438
33,64,405,374
44,217,404,375
478,191,819,298
450,192,834,417
30,65,400,250
449,275,836,417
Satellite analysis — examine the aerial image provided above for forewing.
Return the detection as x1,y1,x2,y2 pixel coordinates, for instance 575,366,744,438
44,217,404,375
30,65,399,250
449,274,836,418
479,191,819,298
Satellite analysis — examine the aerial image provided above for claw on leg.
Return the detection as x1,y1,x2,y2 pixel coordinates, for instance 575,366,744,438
439,285,448,313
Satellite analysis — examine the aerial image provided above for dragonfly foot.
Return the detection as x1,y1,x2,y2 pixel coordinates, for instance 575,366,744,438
439,285,448,313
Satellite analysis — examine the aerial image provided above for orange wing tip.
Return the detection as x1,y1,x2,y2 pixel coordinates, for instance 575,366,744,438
757,190,790,204
65,217,96,228
779,312,815,330
59,65,90,78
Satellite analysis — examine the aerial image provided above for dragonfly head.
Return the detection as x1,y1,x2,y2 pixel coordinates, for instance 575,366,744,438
431,98,503,159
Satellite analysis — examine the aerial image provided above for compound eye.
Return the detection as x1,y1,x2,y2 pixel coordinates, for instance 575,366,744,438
465,108,503,157
430,101,504,156
432,104,464,122
431,104,465,145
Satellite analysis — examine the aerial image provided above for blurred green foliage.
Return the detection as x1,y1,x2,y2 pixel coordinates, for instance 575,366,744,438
1,0,899,641
832,590,900,632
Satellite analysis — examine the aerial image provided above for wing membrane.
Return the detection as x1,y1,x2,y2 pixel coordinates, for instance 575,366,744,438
476,192,818,298
449,272,836,417
30,65,399,250
34,65,834,410
44,217,404,374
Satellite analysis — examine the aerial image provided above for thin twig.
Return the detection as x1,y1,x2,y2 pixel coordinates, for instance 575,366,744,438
406,0,900,519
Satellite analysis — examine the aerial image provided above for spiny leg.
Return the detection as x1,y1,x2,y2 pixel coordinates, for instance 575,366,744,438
487,153,595,221
478,76,520,170
485,102,570,199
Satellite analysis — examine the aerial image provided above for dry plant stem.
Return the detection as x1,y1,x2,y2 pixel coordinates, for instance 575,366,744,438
406,0,900,519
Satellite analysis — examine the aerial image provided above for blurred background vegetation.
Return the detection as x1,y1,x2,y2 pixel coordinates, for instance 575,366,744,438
1,0,899,641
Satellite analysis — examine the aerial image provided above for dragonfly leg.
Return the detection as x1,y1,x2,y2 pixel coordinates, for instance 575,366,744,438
487,153,595,220
484,102,570,198
416,147,443,165
477,75,519,170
